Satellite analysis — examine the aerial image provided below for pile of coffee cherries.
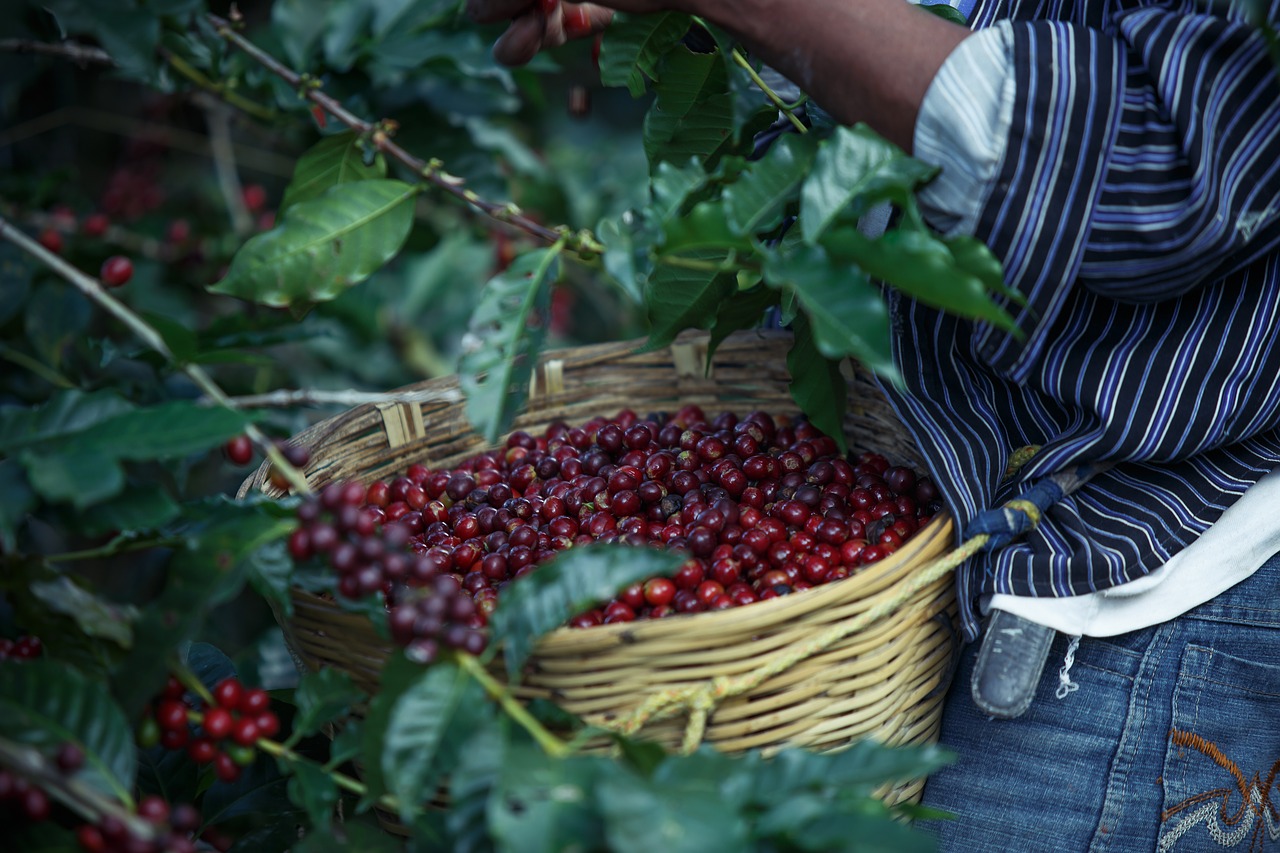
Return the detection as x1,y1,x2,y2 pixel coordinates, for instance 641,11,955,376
287,406,942,661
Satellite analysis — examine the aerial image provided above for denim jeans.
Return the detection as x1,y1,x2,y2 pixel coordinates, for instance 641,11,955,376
919,550,1280,851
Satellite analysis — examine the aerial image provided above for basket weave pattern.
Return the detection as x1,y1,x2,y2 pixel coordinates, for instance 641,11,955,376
241,330,958,794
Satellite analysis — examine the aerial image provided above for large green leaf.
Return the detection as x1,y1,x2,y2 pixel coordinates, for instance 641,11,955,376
598,12,693,97
756,740,953,800
444,721,505,853
286,761,341,835
0,662,135,803
598,762,752,853
23,282,91,368
289,669,364,743
459,247,560,444
489,741,607,852
0,390,132,454
210,179,418,308
763,243,897,379
822,226,1019,333
707,285,779,362
785,315,849,455
0,459,35,552
13,401,254,508
280,132,387,214
643,49,735,168
491,543,684,681
359,654,491,819
723,134,817,236
643,251,737,351
660,201,753,254
29,577,137,649
799,125,938,244
75,484,180,538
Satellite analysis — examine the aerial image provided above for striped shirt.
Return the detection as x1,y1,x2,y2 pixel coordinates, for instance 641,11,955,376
881,0,1280,640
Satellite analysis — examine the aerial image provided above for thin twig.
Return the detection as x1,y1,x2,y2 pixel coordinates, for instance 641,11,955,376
729,48,808,134
0,38,113,67
214,387,463,410
205,13,605,258
205,102,254,237
0,739,151,833
0,212,312,496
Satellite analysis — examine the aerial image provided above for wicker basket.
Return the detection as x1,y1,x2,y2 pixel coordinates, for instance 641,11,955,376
240,329,958,804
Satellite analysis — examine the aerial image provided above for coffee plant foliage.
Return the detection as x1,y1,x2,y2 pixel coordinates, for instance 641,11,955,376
0,0,979,849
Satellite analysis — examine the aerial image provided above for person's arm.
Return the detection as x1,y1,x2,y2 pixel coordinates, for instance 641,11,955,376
467,0,969,152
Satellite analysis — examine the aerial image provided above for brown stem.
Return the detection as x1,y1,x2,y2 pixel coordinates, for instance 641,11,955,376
0,38,113,67
204,14,604,257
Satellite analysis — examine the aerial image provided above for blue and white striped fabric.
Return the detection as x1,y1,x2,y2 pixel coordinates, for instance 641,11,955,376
883,0,1280,640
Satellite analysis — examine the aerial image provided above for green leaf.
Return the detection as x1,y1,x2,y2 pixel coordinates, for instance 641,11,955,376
20,446,125,508
918,2,970,24
491,543,684,681
285,760,341,834
0,459,35,551
293,820,402,853
643,49,734,168
0,243,34,326
596,215,652,306
0,390,132,453
210,179,418,308
707,285,778,361
359,654,490,819
660,201,753,254
598,12,693,97
0,662,135,802
822,226,1019,333
74,485,179,538
643,253,737,351
723,134,817,236
290,669,363,742
445,721,505,853
598,764,752,853
244,538,296,619
786,314,849,455
80,401,253,461
799,125,938,244
200,752,295,826
280,132,387,214
763,243,897,379
650,158,709,221
29,577,137,649
458,247,560,444
945,234,1025,306
760,740,953,799
23,282,91,367
489,741,607,852
43,0,159,80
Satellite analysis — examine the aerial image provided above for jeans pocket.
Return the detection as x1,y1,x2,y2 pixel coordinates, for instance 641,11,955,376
1157,645,1280,852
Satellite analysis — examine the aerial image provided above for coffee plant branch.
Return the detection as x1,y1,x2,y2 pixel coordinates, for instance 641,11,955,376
206,13,606,259
214,387,464,410
0,213,313,496
0,37,275,121
0,738,158,842
170,662,408,814
0,37,112,66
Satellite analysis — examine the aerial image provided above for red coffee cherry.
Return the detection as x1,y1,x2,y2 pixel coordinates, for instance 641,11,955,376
100,255,133,288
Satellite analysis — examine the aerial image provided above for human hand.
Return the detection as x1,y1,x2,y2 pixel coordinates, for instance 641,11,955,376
467,0,676,66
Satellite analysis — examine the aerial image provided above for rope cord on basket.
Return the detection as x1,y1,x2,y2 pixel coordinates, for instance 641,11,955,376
605,447,1110,754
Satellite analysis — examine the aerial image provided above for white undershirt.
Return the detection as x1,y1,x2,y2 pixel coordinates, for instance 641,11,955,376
987,467,1280,635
